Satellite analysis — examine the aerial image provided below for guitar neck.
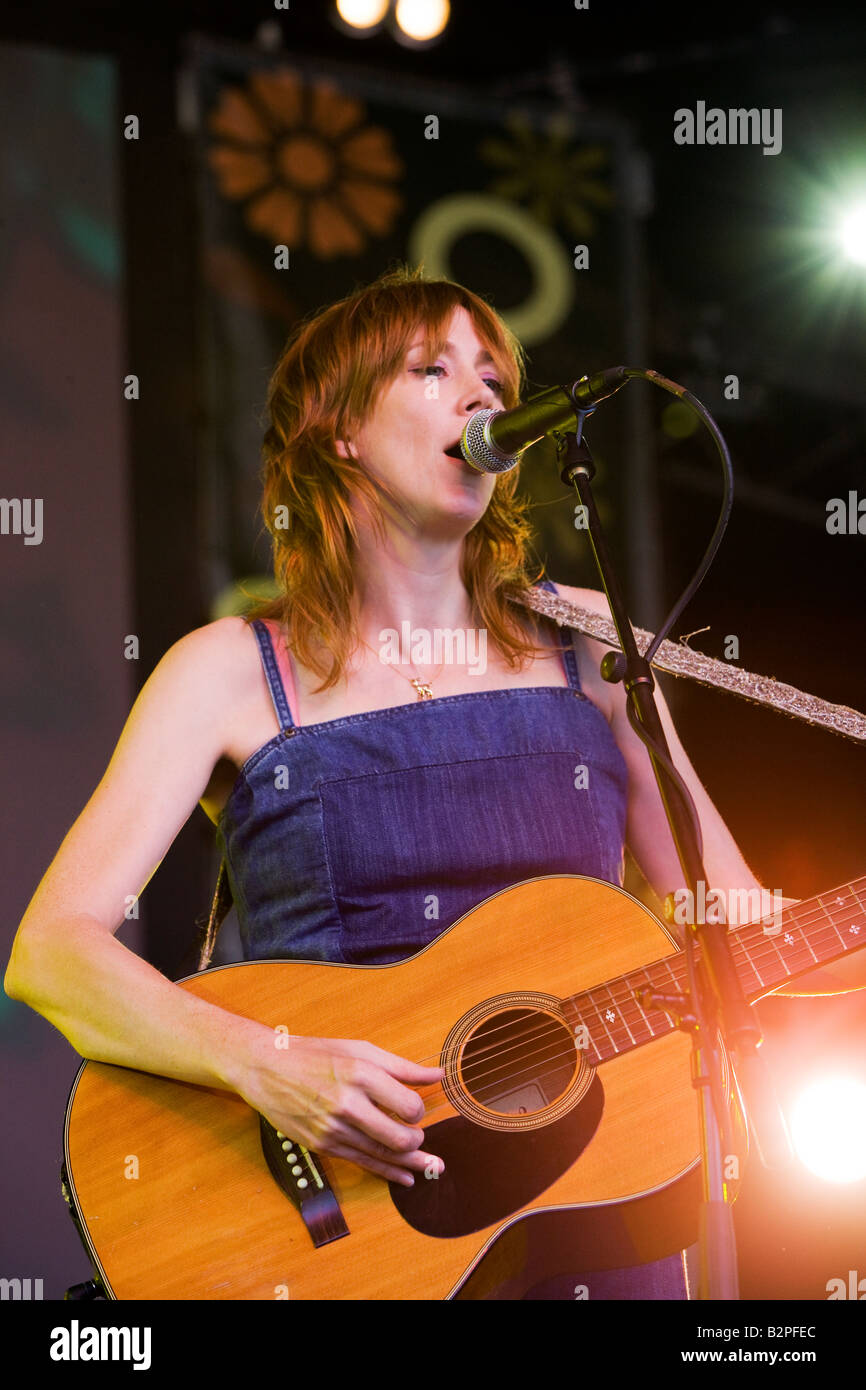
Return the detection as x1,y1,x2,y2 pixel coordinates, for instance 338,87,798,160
565,876,866,1064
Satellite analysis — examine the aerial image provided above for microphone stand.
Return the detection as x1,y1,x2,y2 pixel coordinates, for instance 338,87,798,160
556,418,764,1301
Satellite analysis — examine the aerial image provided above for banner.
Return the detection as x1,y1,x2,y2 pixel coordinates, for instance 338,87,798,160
185,37,643,609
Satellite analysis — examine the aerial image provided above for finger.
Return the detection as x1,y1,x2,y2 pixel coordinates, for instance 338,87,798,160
328,1141,444,1186
356,1139,444,1177
319,1115,444,1177
350,1062,438,1128
325,1039,445,1087
370,1046,446,1085
326,1142,418,1186
297,1113,424,1170
343,1102,426,1154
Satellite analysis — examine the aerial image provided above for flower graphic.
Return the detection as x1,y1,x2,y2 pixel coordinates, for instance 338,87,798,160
206,68,404,259
478,112,613,238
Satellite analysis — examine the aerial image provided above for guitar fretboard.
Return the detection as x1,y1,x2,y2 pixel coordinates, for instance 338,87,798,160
563,877,866,1064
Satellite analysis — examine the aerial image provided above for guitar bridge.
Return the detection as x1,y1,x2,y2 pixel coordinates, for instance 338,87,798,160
259,1117,349,1248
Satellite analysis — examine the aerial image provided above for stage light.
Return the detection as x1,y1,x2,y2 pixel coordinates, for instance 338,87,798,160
335,0,390,32
839,200,866,266
393,0,450,45
789,1077,866,1184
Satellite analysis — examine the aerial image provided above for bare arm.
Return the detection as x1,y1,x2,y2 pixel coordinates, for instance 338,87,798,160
615,668,866,994
5,621,262,1083
562,585,866,995
4,620,443,1182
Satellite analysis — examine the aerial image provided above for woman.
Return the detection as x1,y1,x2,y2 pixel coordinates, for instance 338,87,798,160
6,265,796,1299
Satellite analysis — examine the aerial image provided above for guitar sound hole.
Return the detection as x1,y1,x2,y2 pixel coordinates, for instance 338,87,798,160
460,1008,576,1116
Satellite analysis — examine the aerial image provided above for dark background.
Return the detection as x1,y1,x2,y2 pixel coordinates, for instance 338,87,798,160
1,0,865,1302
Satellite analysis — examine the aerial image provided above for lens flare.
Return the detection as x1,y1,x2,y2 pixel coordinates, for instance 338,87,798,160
839,201,866,265
394,0,450,43
789,1077,866,1183
336,0,390,30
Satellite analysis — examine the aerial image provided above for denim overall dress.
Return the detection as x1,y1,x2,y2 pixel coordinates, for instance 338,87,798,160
215,578,690,1299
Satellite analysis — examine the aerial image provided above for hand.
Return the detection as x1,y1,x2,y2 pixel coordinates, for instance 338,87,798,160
239,1032,446,1186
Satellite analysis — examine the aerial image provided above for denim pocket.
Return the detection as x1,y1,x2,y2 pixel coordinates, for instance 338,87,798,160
319,751,607,965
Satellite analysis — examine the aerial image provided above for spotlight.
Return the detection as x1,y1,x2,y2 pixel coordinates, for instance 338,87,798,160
789,1076,866,1184
839,200,866,266
334,0,390,34
333,0,451,46
393,0,451,47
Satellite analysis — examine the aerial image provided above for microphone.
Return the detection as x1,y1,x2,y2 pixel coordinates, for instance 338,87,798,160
446,367,630,473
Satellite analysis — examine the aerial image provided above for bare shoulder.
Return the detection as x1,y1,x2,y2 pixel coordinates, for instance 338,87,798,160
167,615,261,694
173,613,254,656
144,616,266,766
7,617,267,938
106,615,263,770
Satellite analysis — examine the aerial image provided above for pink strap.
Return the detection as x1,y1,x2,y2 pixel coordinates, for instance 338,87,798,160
260,619,301,727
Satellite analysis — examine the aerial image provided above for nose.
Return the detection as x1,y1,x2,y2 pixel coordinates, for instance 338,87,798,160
459,375,497,416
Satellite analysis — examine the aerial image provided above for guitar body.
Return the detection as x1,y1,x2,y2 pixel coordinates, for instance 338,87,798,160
64,876,741,1300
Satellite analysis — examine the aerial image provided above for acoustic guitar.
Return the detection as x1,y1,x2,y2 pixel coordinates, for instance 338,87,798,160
62,873,866,1300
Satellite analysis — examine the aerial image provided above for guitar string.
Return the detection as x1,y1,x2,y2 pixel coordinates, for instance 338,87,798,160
297,890,866,1147
396,891,866,1084
407,943,853,1109
438,883,866,1071
409,920,836,1120
412,931,860,1125
406,929,862,1099
263,887,865,1156
440,1015,585,1087
421,1003,675,1109
273,892,866,1138
412,894,864,1079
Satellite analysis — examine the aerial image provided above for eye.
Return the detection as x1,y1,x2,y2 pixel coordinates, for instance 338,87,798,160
410,365,503,395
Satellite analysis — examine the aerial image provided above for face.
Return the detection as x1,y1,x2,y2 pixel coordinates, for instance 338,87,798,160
336,306,507,539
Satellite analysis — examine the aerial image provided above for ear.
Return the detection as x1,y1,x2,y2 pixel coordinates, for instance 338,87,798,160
335,438,352,460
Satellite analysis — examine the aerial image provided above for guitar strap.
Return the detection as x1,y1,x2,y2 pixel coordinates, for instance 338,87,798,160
513,588,866,746
196,858,233,973
196,588,866,972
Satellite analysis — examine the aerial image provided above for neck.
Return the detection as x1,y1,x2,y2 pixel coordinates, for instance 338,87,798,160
350,528,477,648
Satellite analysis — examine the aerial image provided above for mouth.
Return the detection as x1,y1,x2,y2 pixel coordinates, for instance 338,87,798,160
444,439,465,461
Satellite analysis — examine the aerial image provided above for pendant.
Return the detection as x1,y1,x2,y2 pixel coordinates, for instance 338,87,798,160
410,679,434,700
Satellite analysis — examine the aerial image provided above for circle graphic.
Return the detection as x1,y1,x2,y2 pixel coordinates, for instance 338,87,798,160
409,193,573,344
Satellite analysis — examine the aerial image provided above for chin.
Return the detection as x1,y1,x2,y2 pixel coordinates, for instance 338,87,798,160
410,472,494,532
442,488,491,523
424,499,489,538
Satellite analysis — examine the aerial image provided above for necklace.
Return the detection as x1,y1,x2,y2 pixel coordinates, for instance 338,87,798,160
358,636,445,700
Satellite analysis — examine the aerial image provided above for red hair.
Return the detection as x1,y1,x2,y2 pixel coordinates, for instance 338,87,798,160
246,263,549,688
